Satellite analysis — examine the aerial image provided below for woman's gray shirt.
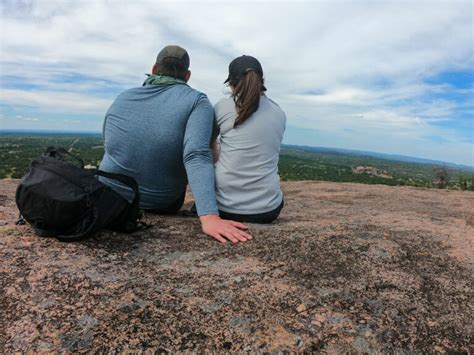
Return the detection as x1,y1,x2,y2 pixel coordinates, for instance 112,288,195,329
213,96,286,214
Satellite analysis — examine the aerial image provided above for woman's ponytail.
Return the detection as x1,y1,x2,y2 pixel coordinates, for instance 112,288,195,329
230,70,264,127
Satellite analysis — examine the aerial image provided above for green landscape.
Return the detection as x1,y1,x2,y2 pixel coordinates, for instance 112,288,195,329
1,133,473,190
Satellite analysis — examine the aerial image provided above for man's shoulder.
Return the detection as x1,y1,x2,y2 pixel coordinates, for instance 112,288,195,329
113,86,147,100
120,84,206,96
167,85,212,106
185,86,210,102
113,85,210,109
117,86,140,95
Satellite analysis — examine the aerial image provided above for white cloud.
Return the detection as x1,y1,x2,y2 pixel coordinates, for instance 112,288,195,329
0,0,472,164
0,88,112,113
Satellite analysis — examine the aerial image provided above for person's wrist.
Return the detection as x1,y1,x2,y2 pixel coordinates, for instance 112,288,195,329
199,214,220,223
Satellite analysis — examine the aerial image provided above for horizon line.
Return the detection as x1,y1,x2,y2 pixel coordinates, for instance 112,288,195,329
1,128,473,169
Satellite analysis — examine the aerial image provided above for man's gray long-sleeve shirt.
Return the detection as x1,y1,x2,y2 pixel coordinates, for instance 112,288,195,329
99,83,218,216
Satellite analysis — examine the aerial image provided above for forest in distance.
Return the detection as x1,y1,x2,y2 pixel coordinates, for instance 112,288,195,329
1,133,473,190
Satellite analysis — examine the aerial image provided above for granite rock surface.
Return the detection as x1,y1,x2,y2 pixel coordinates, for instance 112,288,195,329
1,179,473,352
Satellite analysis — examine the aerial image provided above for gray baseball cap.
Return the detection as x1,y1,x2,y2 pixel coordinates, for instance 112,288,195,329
156,45,190,70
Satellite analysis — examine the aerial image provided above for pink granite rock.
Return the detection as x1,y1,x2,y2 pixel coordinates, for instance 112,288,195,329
0,179,473,352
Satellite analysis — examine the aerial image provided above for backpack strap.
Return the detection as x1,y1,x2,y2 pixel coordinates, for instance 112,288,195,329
44,146,85,168
93,170,140,210
56,208,102,242
95,170,145,233
56,171,141,242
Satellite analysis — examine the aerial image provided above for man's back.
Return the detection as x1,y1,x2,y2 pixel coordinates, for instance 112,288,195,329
100,83,216,214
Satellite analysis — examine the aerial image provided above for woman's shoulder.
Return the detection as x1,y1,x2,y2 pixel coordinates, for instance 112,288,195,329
261,95,284,112
214,97,235,113
214,98,237,127
260,96,287,123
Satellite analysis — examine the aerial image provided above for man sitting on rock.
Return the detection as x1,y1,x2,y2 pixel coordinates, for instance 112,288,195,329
99,45,252,244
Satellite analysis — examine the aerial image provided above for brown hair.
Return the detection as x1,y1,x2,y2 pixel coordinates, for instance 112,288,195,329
155,58,188,80
229,70,264,127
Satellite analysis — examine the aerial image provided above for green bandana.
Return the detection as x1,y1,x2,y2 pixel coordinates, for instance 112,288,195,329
143,74,187,86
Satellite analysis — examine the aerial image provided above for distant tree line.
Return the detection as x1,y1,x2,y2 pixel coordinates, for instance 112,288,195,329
432,167,474,190
1,136,474,191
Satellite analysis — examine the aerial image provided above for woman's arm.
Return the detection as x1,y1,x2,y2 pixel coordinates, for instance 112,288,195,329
211,119,220,163
211,139,220,163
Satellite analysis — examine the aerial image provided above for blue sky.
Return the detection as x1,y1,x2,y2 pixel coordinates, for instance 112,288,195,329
0,0,473,165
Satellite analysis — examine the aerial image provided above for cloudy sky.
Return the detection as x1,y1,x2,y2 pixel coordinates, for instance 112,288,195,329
0,0,473,165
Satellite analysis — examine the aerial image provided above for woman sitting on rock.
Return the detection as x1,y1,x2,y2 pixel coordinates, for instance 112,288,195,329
212,55,286,223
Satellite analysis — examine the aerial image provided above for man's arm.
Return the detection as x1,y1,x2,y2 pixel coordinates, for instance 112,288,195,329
183,94,252,244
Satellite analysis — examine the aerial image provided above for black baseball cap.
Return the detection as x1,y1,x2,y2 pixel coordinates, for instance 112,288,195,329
156,45,190,70
224,55,266,90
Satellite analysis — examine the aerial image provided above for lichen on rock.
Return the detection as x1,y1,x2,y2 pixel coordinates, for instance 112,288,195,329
1,179,473,352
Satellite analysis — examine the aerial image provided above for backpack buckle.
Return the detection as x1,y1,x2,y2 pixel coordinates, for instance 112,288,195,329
15,214,26,225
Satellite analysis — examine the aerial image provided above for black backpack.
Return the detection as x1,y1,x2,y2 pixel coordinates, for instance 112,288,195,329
16,147,145,242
